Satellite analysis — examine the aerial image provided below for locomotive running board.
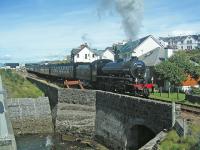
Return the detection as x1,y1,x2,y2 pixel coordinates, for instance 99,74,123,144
97,75,133,81
64,80,84,90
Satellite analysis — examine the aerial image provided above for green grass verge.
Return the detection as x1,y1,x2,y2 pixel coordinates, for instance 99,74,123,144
159,124,200,150
150,92,186,102
0,69,44,98
149,92,200,107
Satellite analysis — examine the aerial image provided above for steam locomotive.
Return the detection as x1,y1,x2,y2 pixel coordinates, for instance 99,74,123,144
25,57,153,97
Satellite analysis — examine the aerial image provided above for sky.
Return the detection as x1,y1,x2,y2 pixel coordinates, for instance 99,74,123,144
0,0,200,63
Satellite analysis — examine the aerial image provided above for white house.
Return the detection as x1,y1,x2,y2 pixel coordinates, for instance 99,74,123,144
71,44,98,63
71,43,115,63
119,35,164,59
159,34,200,50
98,48,115,61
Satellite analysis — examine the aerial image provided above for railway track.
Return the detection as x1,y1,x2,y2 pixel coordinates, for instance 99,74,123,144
150,97,200,115
180,104,200,115
23,71,200,115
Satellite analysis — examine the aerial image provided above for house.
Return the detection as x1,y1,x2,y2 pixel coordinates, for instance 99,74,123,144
139,47,200,91
95,48,115,61
4,63,20,69
159,34,200,50
139,47,168,84
71,43,115,63
71,43,99,63
118,35,164,59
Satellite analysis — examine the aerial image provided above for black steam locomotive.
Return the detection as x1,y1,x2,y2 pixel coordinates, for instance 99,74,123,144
26,57,153,97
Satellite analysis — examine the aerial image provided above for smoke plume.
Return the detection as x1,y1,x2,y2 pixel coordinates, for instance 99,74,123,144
81,33,93,47
98,0,144,40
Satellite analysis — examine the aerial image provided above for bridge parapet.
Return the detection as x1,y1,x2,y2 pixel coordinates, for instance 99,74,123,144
0,76,17,150
95,91,174,150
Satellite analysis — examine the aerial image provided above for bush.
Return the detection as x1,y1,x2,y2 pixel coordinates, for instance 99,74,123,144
191,87,200,95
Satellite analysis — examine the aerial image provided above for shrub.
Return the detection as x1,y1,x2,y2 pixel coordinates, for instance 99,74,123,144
191,87,200,95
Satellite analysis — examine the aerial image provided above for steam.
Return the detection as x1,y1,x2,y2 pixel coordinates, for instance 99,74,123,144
81,33,93,47
98,0,144,40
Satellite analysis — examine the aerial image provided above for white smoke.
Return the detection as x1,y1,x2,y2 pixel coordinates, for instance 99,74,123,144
81,33,93,47
98,0,144,40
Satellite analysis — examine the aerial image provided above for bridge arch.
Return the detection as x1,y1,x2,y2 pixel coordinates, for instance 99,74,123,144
124,119,156,150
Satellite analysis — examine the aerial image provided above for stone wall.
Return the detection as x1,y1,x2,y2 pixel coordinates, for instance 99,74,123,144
58,88,96,106
56,89,96,138
7,97,53,135
27,77,58,108
186,94,200,104
139,131,167,150
95,91,173,150
27,77,96,138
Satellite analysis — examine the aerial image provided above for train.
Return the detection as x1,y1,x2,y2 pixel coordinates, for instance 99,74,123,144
25,57,154,97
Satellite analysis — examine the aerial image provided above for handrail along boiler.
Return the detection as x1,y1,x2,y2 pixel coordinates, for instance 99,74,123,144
25,57,153,97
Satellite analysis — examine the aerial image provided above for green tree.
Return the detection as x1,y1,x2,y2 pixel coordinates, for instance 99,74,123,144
169,51,200,78
155,61,187,86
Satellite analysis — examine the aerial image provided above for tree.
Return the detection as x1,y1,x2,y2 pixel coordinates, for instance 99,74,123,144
155,61,187,86
169,51,200,79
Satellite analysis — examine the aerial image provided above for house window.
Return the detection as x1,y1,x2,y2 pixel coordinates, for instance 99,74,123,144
85,54,87,59
92,54,95,58
77,54,79,58
181,46,183,50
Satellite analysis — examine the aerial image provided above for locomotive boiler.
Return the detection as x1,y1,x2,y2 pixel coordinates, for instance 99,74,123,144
101,57,145,79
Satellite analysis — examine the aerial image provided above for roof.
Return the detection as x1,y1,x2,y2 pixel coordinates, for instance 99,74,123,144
93,49,115,56
139,47,166,67
71,44,98,56
182,76,200,86
119,35,163,54
119,35,150,54
71,43,115,57
160,34,200,43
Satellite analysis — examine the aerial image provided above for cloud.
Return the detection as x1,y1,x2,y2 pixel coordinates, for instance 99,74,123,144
0,54,12,61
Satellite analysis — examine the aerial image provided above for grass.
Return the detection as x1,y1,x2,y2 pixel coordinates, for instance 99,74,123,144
149,91,200,108
0,69,44,98
150,92,186,102
159,124,200,150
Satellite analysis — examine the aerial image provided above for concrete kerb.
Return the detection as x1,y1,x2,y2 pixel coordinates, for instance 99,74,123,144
0,76,17,150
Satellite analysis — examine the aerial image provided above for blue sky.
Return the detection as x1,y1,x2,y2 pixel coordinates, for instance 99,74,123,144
0,0,200,63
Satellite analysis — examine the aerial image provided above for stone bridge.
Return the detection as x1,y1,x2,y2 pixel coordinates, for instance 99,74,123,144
27,77,177,150
95,92,175,150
